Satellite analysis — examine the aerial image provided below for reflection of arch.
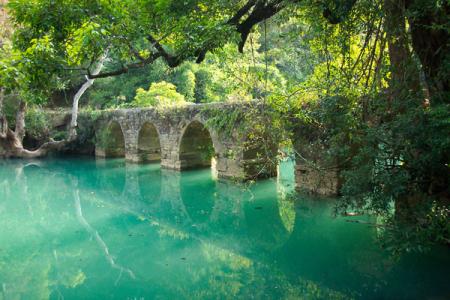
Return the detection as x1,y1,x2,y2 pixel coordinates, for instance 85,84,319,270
100,121,125,158
159,169,193,227
243,183,294,251
138,122,161,163
180,169,216,226
95,159,126,197
138,163,162,204
179,121,215,170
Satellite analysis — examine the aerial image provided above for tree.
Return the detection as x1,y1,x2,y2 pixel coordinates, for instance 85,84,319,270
0,0,294,157
170,64,197,102
0,0,448,247
134,81,186,107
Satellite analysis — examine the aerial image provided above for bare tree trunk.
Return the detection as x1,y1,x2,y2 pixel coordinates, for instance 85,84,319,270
0,87,5,138
69,51,108,141
14,100,26,144
0,87,3,115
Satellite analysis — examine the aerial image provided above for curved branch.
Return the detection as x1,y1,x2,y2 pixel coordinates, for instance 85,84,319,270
69,50,109,140
88,0,289,79
227,0,258,25
87,52,163,79
235,0,286,53
11,138,67,158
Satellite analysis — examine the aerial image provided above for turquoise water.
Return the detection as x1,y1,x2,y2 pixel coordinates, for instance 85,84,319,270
0,157,449,299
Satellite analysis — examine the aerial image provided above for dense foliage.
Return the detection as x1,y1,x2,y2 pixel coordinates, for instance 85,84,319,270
134,81,186,107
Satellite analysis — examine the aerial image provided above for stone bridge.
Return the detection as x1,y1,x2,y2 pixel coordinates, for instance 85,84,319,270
94,102,339,195
95,102,277,181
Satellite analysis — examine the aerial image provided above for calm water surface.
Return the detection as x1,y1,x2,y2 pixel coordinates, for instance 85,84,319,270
0,158,449,299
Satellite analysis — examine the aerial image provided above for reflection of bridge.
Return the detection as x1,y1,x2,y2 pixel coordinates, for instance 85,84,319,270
94,161,295,252
95,102,277,181
92,161,382,297
94,162,385,297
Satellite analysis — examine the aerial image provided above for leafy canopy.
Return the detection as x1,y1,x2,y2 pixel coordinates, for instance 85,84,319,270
3,0,253,101
134,81,186,107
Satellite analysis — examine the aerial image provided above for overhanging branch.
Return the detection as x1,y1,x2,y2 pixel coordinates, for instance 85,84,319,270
88,0,287,79
87,0,346,79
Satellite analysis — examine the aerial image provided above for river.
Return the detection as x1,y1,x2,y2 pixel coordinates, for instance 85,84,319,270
0,157,448,299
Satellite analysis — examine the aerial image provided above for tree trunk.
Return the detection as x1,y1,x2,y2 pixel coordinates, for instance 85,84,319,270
384,0,426,218
0,87,3,115
14,100,26,144
405,0,450,102
0,87,5,137
384,0,422,110
69,51,108,140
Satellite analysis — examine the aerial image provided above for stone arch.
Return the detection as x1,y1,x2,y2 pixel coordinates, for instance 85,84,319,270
96,121,125,158
178,120,217,170
137,122,161,163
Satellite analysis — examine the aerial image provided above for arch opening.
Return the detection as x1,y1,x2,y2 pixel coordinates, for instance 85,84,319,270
179,121,215,170
277,139,296,196
98,121,125,158
242,135,277,179
138,122,161,163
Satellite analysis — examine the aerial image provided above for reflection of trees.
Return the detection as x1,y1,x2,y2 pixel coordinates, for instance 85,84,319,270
140,237,352,300
276,198,393,297
0,162,83,299
0,160,138,298
0,160,337,299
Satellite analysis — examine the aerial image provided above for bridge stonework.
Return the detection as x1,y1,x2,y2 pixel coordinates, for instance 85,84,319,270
94,103,271,181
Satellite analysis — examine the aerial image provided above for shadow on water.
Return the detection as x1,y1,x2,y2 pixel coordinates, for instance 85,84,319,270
0,157,449,299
